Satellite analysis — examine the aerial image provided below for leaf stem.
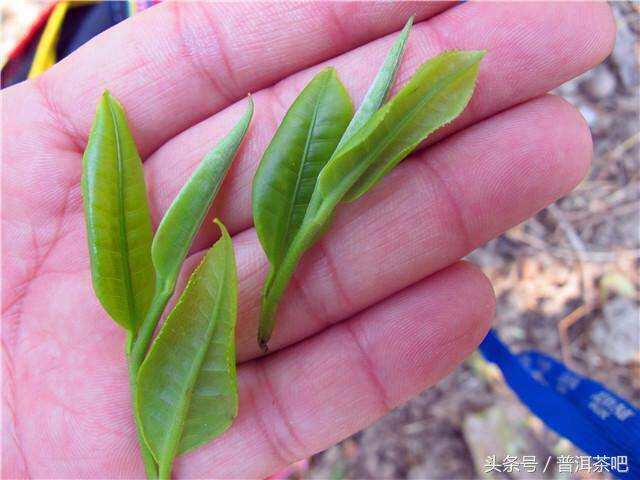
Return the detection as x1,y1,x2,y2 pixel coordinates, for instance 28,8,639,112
131,283,172,369
127,354,159,479
258,198,337,349
158,458,173,480
127,284,172,478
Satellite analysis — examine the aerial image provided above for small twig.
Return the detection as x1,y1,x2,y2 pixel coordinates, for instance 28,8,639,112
506,230,640,262
547,204,588,260
564,199,639,224
557,304,593,368
547,204,595,300
604,131,640,162
595,131,640,180
547,204,596,366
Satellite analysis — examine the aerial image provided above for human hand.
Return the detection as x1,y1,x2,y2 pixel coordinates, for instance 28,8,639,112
2,2,615,478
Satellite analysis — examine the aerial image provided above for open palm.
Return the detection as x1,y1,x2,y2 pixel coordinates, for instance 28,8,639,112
2,2,614,478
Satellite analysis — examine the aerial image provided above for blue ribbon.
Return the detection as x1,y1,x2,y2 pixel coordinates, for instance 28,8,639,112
479,329,640,479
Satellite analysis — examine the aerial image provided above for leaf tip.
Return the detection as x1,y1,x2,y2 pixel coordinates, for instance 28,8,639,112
101,89,120,105
99,89,126,115
320,66,338,78
212,218,230,239
405,15,415,29
98,90,111,110
470,49,488,62
245,94,254,114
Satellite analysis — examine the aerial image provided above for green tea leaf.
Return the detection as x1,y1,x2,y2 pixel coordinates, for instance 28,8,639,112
299,15,413,229
256,50,484,350
321,50,485,202
137,220,238,477
335,15,413,152
252,67,353,267
81,91,155,333
152,98,252,293
299,15,413,227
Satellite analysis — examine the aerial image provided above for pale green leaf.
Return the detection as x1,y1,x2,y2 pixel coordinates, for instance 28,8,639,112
320,50,485,202
81,91,155,332
137,220,237,476
335,15,413,152
255,50,485,350
152,98,252,293
252,67,353,267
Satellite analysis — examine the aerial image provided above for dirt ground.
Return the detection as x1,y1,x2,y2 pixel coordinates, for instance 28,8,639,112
2,2,638,479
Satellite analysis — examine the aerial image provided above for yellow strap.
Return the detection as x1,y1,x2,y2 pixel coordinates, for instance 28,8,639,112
28,2,70,78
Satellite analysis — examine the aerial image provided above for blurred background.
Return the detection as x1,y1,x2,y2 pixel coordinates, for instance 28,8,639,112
2,1,638,478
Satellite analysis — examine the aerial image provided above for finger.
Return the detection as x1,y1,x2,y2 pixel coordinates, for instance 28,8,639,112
175,94,588,362
176,261,495,478
17,2,450,157
144,1,614,243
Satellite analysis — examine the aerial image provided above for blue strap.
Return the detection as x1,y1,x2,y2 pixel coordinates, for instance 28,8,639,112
479,329,640,479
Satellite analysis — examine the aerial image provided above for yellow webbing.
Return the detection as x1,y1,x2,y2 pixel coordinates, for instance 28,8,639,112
28,1,70,78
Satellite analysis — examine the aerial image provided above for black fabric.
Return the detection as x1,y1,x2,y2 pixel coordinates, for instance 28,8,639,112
56,1,129,61
1,31,39,88
2,1,129,88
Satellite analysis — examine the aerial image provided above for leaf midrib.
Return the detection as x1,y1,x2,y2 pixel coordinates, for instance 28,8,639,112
107,99,137,330
277,73,330,264
159,249,229,465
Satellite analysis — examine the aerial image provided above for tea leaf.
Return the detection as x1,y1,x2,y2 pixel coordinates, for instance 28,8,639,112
300,15,412,229
153,98,252,294
252,67,353,268
335,15,413,152
137,220,238,477
322,50,485,202
81,91,155,333
256,50,484,349
130,97,251,381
